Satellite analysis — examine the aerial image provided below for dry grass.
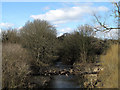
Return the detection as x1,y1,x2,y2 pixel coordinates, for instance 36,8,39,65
98,44,118,88
2,43,31,88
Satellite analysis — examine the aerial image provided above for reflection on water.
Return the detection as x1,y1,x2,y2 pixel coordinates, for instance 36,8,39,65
55,61,73,69
47,61,82,88
48,75,80,88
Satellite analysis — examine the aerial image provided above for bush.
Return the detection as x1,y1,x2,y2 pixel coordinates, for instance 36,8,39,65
58,26,95,64
2,44,31,88
58,25,108,64
98,44,118,88
20,20,58,65
2,29,20,43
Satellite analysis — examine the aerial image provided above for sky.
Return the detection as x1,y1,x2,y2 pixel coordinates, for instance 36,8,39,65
0,2,118,39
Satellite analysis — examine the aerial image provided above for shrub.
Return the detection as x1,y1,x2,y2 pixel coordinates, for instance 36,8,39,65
2,44,31,88
98,44,118,88
58,25,108,64
20,20,58,65
2,29,20,43
58,27,95,64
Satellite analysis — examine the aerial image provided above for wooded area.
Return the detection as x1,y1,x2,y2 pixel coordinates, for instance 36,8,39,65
1,2,119,89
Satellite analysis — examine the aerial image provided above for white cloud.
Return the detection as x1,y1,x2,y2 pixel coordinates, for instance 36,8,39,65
106,29,118,39
95,29,118,39
0,23,14,28
30,5,109,24
17,26,23,30
54,24,59,28
43,6,50,10
57,27,73,36
94,24,118,39
98,6,109,11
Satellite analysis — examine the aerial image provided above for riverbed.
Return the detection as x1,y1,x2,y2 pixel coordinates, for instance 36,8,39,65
47,61,83,88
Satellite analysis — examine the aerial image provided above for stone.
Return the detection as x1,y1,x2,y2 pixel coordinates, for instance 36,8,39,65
69,69,73,73
65,74,68,77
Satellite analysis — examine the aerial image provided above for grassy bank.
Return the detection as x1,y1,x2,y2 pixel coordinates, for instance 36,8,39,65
98,44,118,88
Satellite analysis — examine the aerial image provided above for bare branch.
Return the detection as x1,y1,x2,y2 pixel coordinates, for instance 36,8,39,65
93,14,120,32
93,2,120,33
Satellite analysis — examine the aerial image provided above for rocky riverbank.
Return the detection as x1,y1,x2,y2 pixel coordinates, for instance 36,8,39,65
73,62,104,88
27,62,104,88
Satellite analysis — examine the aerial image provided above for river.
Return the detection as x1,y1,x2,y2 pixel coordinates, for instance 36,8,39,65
47,61,83,88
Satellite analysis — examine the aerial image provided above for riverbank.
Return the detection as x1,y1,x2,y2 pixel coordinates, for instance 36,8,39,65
73,62,103,88
46,61,81,88
28,61,103,88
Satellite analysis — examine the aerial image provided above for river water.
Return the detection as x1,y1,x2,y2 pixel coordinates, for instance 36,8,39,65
47,61,83,88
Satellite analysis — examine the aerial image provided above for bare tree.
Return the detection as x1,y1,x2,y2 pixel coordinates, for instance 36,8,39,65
20,20,58,65
93,2,120,32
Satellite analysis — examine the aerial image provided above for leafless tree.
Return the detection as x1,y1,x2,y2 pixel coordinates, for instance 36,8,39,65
93,2,120,32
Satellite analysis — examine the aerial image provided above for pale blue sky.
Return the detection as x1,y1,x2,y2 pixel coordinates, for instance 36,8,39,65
0,2,117,38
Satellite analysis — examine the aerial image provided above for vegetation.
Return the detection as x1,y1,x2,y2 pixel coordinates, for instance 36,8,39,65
20,20,58,65
2,29,20,44
98,44,118,88
2,20,59,88
2,19,119,88
58,25,109,64
2,43,31,88
93,2,120,32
